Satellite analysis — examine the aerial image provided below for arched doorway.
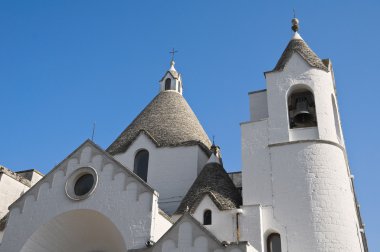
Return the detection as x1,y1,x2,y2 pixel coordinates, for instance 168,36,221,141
21,209,127,252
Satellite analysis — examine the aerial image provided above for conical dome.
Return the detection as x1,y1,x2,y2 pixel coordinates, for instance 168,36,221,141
174,156,242,215
107,91,211,155
273,32,329,72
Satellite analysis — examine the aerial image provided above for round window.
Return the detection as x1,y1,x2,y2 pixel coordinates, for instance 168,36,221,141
65,167,98,200
74,173,95,196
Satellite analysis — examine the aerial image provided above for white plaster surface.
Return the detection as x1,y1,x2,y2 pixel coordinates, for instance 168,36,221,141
249,91,268,122
193,196,236,242
0,174,29,219
239,205,263,252
241,119,272,206
268,143,361,251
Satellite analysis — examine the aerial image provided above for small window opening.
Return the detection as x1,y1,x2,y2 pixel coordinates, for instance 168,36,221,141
134,149,149,182
267,233,281,252
203,210,212,225
288,90,317,128
165,78,171,90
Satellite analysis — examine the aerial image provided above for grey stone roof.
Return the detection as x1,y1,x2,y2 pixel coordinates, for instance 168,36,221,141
175,161,242,214
107,91,211,155
273,38,329,72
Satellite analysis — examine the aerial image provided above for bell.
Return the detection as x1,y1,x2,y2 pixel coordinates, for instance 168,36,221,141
293,97,313,126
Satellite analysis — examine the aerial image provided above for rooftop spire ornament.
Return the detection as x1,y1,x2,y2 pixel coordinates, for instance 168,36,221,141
169,48,178,63
291,16,299,32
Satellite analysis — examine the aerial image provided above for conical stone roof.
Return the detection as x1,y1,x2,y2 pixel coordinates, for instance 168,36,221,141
273,33,329,72
107,91,211,155
174,158,242,214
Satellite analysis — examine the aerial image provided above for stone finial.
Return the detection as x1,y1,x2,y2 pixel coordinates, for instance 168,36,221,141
292,18,299,32
170,59,176,71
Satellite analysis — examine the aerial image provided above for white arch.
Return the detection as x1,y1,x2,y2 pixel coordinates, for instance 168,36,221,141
20,209,126,252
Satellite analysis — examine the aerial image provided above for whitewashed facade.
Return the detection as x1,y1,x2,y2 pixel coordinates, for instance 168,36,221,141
0,20,367,252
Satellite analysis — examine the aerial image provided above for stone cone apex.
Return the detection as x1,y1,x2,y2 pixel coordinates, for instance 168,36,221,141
169,60,177,72
292,31,303,40
207,153,221,165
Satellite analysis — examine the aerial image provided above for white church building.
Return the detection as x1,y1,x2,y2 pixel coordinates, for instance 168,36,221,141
0,19,368,252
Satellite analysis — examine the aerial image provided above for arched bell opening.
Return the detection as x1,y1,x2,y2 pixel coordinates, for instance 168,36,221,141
165,78,172,90
288,88,317,129
20,209,127,252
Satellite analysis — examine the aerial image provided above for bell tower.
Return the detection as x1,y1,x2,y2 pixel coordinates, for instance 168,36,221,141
159,49,183,95
241,18,367,251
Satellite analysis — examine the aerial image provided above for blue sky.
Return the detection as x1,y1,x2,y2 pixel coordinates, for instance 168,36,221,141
0,0,379,249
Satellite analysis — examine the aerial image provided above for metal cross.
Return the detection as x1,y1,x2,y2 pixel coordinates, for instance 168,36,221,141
169,48,178,61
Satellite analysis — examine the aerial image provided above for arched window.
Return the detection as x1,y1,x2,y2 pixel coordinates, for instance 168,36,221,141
288,89,317,128
134,149,149,182
165,78,171,90
267,233,281,252
203,210,212,225
178,82,181,93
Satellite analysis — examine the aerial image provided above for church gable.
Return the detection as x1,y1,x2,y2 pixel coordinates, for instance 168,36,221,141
1,140,159,252
131,213,256,252
9,139,156,212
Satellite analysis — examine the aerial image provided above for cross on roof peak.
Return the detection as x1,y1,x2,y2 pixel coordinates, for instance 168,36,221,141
169,48,178,62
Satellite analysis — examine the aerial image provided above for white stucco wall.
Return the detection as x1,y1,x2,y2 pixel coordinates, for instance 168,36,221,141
114,133,209,214
0,141,165,252
192,196,236,242
268,142,361,251
241,119,272,206
249,90,268,122
0,173,30,219
239,205,263,252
